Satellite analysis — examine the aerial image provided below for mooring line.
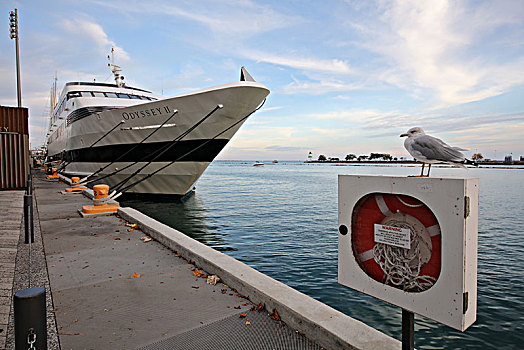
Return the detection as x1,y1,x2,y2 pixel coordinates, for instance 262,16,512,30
111,98,265,198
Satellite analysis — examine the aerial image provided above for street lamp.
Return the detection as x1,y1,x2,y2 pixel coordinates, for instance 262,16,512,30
9,8,22,107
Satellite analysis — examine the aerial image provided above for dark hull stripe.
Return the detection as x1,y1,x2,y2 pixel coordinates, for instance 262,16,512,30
66,106,117,126
51,139,230,163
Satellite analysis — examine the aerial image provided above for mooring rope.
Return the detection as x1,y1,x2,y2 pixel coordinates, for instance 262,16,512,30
111,98,266,198
105,104,223,193
58,119,125,174
79,110,179,184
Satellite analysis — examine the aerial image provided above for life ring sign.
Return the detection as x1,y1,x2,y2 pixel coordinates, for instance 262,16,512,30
338,175,478,331
352,193,441,293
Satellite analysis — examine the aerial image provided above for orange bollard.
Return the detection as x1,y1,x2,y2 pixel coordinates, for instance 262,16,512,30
47,168,60,179
80,184,119,216
65,177,87,193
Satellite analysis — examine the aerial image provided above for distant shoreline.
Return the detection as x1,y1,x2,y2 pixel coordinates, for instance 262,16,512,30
303,160,524,169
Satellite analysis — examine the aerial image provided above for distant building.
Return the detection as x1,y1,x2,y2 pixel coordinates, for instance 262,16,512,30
520,156,524,162
504,155,513,163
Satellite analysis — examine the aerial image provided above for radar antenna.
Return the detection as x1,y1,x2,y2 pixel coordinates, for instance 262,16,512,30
108,47,125,87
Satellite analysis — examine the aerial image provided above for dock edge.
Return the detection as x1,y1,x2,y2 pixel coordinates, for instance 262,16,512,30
118,207,400,350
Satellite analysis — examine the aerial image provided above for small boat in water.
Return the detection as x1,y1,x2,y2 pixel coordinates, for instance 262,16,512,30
253,161,264,167
45,50,269,196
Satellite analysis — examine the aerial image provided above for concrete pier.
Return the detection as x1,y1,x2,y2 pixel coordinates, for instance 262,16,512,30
1,172,400,349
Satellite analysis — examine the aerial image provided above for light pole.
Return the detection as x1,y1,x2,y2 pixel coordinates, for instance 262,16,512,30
9,8,22,107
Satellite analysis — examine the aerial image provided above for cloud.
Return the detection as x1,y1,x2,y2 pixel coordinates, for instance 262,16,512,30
243,51,354,75
310,109,402,124
264,145,306,152
281,79,363,95
258,106,283,113
61,18,129,61
241,126,296,139
350,0,524,106
88,0,301,40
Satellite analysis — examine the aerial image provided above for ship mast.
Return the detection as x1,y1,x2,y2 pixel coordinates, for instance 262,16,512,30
50,74,57,111
47,74,58,138
107,47,125,87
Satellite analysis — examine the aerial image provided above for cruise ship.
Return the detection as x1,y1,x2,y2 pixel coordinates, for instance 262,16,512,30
45,52,269,196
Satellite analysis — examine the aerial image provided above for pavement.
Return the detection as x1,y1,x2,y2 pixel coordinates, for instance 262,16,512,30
1,170,399,350
1,172,324,349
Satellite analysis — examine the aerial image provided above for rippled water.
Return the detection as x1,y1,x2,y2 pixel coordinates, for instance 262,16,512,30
121,161,524,349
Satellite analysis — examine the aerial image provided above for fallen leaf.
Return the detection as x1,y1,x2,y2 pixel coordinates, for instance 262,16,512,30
114,237,121,240
245,321,251,325
234,306,241,309
140,236,152,242
269,308,280,321
193,269,204,277
239,313,247,318
127,228,134,232
207,275,220,285
82,265,89,269
192,286,199,289
130,272,141,279
174,254,181,257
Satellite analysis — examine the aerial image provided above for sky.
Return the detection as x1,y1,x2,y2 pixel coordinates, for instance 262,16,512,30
1,0,523,161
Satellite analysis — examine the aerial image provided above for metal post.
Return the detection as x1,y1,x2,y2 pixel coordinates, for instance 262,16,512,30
23,194,30,244
402,309,414,350
30,193,34,243
9,8,22,107
14,287,47,350
27,174,32,195
27,175,34,242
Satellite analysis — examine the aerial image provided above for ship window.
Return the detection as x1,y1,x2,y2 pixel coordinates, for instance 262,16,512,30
129,94,140,99
105,92,118,98
93,92,105,97
67,91,82,99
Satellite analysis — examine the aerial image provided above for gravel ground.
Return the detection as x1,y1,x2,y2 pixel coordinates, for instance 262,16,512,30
5,176,59,350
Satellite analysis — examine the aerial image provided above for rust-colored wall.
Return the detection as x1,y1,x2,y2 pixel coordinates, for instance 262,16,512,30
0,105,29,134
0,106,29,189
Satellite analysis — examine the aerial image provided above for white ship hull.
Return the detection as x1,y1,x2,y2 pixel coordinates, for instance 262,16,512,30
46,77,269,196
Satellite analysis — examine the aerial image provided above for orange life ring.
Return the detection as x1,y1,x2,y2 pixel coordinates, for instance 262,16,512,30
351,193,441,291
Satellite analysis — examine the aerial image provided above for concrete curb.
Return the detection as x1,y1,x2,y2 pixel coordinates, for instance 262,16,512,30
118,207,400,350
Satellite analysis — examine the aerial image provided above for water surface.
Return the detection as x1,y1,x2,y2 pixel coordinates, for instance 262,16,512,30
121,161,523,349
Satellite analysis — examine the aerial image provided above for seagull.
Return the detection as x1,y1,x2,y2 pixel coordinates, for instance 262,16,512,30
400,127,476,177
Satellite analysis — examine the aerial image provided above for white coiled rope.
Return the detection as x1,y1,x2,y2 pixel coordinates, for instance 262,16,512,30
373,212,436,292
